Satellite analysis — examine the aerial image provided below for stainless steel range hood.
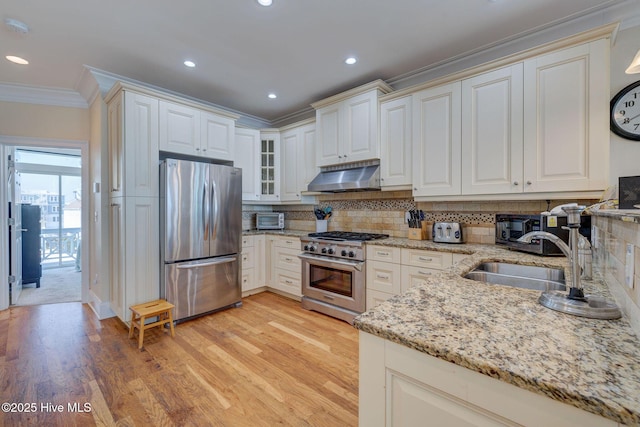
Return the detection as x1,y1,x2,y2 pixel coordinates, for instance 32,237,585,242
307,160,380,192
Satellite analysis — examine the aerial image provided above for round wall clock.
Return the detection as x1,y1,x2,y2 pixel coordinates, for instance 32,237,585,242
610,80,640,141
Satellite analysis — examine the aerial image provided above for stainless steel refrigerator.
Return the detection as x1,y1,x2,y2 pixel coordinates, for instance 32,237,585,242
160,158,242,321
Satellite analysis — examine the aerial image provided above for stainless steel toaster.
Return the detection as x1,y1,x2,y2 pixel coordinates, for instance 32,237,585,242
432,222,464,243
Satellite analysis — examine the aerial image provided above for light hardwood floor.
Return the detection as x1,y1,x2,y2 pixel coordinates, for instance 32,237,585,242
0,292,359,426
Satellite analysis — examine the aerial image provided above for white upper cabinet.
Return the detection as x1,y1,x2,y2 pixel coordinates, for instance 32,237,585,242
234,128,261,201
259,131,281,202
313,80,392,167
281,129,299,201
412,82,462,197
461,64,523,195
108,90,159,199
315,104,341,166
523,38,609,193
280,121,317,202
159,100,200,154
300,123,317,190
159,100,236,161
380,95,412,189
201,111,235,161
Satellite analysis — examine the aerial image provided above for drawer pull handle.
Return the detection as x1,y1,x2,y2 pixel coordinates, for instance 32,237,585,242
284,257,293,262
377,251,390,256
418,257,433,262
417,270,432,276
376,273,390,280
285,279,293,284
286,240,293,245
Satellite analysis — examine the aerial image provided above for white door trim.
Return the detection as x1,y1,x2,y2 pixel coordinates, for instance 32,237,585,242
0,136,90,311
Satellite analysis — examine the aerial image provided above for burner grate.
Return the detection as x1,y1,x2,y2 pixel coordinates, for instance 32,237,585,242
307,231,389,242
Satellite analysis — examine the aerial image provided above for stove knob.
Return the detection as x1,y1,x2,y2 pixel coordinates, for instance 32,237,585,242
327,248,334,255
303,245,309,251
348,251,355,258
309,245,316,252
341,250,347,256
321,247,327,254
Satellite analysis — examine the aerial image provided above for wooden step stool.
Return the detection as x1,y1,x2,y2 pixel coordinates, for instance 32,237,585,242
129,299,175,349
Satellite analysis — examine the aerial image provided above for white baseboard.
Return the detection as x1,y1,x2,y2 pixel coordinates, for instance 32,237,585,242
88,290,116,320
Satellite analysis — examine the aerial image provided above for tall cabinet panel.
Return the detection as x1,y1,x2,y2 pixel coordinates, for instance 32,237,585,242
412,82,462,197
461,64,523,195
106,87,160,322
523,39,609,193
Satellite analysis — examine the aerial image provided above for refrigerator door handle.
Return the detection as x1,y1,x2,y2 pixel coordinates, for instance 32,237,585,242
203,180,210,241
211,180,219,241
176,256,237,269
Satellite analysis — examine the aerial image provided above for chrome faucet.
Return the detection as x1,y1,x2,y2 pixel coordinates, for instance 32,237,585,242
517,206,585,301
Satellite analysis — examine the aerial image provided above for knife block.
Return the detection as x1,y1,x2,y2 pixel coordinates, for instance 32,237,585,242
407,222,428,240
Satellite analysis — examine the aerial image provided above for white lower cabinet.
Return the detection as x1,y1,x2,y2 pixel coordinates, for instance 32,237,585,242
241,235,266,294
366,246,456,310
359,332,617,427
109,197,159,322
268,236,302,298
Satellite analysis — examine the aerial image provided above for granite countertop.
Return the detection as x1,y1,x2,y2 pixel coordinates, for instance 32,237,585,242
354,243,640,426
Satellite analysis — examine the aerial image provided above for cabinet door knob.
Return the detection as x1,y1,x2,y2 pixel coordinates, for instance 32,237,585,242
526,180,532,185
344,154,347,158
513,181,519,186
413,187,418,191
338,155,343,159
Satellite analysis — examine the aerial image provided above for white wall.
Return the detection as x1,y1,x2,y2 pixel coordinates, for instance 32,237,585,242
610,25,640,185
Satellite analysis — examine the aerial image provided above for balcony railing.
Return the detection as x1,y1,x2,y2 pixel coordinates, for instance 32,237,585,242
41,227,81,269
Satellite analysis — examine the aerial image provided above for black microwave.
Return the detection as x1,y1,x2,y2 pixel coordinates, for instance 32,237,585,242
495,214,591,255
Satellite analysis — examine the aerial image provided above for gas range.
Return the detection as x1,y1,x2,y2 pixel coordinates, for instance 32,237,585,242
300,231,389,262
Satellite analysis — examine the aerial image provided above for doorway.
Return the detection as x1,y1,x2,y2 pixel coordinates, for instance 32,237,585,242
13,148,82,306
1,137,88,311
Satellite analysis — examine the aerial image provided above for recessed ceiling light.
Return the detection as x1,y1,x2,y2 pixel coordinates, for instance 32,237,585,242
257,0,272,6
183,60,196,68
6,55,29,65
268,93,277,99
345,57,357,65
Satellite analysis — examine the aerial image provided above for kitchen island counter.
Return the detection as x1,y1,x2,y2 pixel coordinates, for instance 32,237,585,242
354,244,640,425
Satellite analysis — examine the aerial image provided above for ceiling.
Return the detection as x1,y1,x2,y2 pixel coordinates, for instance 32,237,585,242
1,0,638,125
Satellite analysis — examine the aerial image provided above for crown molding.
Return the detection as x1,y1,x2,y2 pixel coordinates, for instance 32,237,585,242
0,82,88,109
74,66,100,106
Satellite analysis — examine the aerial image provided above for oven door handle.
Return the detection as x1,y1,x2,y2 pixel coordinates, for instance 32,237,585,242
297,253,363,271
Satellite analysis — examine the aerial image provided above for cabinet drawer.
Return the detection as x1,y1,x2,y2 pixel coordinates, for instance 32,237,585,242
274,247,301,273
241,248,254,270
401,249,452,270
242,235,254,248
401,266,440,293
274,270,302,297
272,237,300,250
367,261,401,295
241,268,255,292
366,289,394,311
367,245,401,263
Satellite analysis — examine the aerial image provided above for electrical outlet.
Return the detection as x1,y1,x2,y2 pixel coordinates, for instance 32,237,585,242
625,244,635,289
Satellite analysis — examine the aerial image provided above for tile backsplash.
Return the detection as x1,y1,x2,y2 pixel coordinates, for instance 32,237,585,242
244,190,596,244
592,212,640,335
